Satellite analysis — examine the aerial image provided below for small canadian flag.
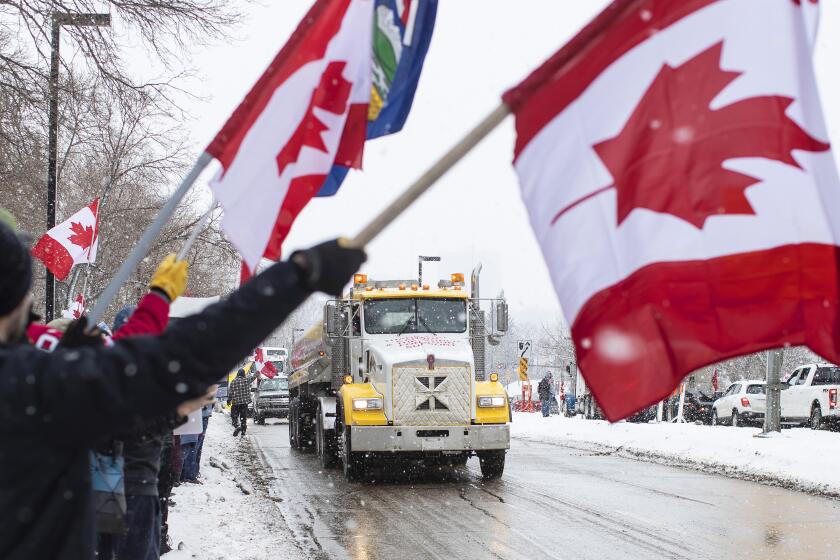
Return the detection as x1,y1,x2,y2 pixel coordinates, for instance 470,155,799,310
32,198,100,280
62,294,87,320
254,347,278,379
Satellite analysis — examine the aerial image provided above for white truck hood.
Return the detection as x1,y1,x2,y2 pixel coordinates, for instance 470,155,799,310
366,334,474,367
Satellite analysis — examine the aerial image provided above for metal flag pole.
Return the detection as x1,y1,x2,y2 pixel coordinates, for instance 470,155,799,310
177,204,217,260
87,152,213,325
348,103,510,248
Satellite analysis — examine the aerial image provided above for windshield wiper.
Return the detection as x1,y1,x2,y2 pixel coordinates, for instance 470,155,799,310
416,314,437,336
397,316,416,337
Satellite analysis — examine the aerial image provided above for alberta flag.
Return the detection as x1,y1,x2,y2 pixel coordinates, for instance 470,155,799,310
316,0,438,197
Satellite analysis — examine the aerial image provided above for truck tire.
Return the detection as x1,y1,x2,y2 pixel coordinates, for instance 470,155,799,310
342,427,365,482
316,403,338,468
478,450,505,479
256,414,265,426
810,404,823,430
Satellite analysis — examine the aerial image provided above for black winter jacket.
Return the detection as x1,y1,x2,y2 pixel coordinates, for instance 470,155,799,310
537,378,553,400
0,260,309,559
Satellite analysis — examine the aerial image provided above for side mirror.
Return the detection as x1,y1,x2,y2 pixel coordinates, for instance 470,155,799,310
324,302,337,336
779,383,791,390
495,300,509,333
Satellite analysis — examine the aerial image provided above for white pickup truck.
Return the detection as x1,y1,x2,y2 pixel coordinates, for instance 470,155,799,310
780,363,840,429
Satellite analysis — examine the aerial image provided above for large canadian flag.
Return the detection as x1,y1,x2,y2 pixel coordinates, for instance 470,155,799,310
207,0,373,274
504,0,839,421
31,198,100,281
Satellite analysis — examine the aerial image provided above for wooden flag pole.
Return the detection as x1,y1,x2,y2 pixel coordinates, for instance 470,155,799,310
87,152,214,325
348,102,510,248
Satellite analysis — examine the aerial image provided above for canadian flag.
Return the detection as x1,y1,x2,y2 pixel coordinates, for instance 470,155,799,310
504,0,838,421
254,347,278,379
62,293,87,320
31,198,100,280
207,0,372,274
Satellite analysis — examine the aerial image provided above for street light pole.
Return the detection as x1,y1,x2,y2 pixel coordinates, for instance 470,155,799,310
45,12,111,321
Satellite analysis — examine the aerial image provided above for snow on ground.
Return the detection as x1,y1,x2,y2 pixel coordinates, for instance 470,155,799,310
511,412,840,496
162,411,295,560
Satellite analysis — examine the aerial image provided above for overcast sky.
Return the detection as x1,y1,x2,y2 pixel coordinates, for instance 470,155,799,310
148,1,840,324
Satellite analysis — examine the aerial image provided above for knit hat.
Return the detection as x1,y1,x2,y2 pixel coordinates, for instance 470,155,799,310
0,221,33,316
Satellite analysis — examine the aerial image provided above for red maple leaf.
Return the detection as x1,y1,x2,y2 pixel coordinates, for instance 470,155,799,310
553,42,830,229
68,221,95,250
276,61,353,176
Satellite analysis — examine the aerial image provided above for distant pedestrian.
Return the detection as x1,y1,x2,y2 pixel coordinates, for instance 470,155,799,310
538,373,553,417
227,368,257,437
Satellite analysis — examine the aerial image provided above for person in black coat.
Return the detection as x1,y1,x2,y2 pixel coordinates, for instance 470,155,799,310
0,221,365,560
538,373,553,417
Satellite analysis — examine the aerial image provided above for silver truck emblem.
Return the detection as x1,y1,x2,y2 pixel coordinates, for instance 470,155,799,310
415,374,450,411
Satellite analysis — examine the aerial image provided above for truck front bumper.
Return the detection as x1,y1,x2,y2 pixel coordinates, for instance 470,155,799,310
350,424,510,453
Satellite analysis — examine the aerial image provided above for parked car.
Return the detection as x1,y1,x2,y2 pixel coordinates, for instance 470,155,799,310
682,390,718,424
780,364,840,429
254,376,290,425
712,380,766,426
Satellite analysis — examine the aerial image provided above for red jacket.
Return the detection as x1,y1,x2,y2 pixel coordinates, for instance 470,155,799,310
112,292,170,339
27,292,170,349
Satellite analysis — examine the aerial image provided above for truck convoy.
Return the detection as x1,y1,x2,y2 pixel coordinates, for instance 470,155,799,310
288,266,511,480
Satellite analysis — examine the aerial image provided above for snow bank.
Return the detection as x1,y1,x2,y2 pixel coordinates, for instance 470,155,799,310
511,412,840,496
163,412,294,559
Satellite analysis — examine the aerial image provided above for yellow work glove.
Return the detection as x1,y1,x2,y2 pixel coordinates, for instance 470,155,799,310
150,254,189,302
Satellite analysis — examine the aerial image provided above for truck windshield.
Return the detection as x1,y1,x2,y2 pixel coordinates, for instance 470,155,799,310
269,360,284,374
260,378,288,391
364,298,467,334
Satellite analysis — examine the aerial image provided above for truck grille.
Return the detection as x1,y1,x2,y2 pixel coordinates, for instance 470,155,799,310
392,364,471,426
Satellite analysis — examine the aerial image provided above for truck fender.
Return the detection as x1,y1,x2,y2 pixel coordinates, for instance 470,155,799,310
317,396,337,431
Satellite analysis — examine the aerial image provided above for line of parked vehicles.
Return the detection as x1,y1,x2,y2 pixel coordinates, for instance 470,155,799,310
574,363,840,430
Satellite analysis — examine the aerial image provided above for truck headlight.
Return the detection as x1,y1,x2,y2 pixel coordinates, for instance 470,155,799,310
478,396,506,408
353,398,383,411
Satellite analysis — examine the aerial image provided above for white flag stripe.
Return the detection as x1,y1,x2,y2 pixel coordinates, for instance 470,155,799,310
514,0,839,322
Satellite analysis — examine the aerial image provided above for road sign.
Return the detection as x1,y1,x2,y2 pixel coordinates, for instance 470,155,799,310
518,340,532,358
518,357,529,381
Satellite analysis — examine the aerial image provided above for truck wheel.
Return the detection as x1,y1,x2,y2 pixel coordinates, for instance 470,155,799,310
297,400,315,451
478,450,505,479
256,414,265,426
342,427,365,482
810,405,823,430
316,403,338,468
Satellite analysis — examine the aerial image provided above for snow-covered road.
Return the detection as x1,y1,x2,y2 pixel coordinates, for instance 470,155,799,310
511,412,840,496
164,411,840,559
